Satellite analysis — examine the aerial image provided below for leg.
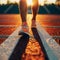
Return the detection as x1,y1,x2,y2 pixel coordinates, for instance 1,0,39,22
31,0,39,27
19,0,29,34
19,0,27,23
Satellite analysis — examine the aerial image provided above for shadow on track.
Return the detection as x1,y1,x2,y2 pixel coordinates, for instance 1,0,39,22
9,33,29,60
31,28,49,60
9,28,49,60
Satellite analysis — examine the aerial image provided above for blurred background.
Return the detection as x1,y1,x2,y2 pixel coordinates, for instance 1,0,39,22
0,0,60,14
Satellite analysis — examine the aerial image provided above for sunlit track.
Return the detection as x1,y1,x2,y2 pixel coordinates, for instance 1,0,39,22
0,35,60,39
0,14,60,20
0,14,60,60
0,19,60,22
42,26,60,28
0,22,60,60
0,25,60,28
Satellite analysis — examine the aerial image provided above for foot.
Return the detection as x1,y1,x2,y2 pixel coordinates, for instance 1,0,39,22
31,20,36,28
19,22,29,35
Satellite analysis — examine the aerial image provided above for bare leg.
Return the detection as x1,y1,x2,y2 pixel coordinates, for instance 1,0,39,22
31,0,39,27
19,0,28,34
19,0,27,23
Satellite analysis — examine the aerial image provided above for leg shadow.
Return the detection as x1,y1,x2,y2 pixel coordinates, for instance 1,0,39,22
31,28,49,60
9,33,29,60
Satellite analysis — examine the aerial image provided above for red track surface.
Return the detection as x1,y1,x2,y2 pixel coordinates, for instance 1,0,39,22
0,14,60,60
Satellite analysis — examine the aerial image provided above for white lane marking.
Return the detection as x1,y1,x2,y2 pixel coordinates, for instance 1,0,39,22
0,25,17,28
0,26,22,60
36,22,60,60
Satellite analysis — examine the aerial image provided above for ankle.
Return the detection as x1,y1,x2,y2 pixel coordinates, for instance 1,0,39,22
22,22,27,26
32,20,36,23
